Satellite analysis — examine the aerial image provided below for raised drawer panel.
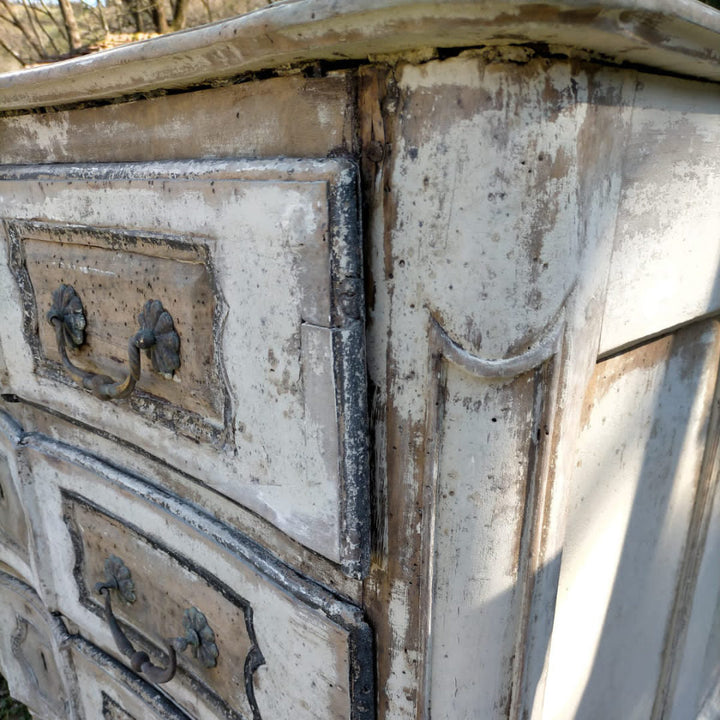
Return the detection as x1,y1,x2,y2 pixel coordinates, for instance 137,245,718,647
65,495,264,720
21,435,374,720
13,220,224,427
0,159,368,574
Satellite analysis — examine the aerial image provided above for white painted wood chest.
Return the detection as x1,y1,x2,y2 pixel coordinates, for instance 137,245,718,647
0,2,719,718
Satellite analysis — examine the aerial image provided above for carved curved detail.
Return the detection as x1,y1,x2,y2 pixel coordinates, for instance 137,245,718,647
47,284,180,400
10,615,29,660
430,311,564,379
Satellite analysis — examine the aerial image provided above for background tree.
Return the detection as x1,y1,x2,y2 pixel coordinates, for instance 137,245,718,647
0,0,272,71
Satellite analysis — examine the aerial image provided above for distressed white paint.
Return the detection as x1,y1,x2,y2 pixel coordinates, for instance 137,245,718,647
0,3,719,719
371,55,635,720
668,419,720,720
543,323,720,720
429,367,539,719
392,58,582,362
0,414,33,584
599,76,720,355
0,159,363,567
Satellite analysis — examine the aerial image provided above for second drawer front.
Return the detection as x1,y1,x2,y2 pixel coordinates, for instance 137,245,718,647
22,436,373,720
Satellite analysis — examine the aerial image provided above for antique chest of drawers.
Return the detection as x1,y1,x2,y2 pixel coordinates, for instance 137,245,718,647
0,2,719,719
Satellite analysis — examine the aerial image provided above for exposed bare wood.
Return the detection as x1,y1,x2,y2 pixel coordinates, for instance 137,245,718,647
0,73,354,163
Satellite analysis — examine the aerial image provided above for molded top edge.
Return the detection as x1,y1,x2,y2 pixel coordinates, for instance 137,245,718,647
0,0,718,110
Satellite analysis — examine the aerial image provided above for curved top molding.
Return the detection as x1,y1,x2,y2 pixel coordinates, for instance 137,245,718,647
0,0,718,110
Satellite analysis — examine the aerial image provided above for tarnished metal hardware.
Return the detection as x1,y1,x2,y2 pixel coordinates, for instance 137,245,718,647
172,607,219,669
95,557,219,685
95,556,177,684
95,555,136,603
47,284,180,400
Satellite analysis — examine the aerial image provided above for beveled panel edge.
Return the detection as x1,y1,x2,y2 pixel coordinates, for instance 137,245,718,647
23,431,376,720
0,409,31,572
62,490,261,720
102,693,138,720
0,0,718,111
419,313,565,719
24,431,366,625
0,407,23,445
326,158,371,577
2,396,364,600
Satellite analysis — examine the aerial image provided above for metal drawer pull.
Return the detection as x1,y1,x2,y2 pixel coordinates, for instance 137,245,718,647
94,556,219,686
47,284,180,400
95,555,177,684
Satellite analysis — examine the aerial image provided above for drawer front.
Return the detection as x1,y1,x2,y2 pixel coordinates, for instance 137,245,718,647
22,434,374,720
0,159,368,574
0,570,76,720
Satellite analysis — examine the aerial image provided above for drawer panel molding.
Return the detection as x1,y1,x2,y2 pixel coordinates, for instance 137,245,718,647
64,492,265,720
6,219,227,443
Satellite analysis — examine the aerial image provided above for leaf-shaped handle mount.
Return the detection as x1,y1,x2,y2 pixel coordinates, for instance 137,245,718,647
173,607,219,669
47,284,180,400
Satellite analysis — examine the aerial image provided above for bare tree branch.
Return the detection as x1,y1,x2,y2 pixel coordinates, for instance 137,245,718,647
0,0,44,56
20,0,51,58
200,0,213,23
151,0,168,33
30,0,63,56
94,1,110,34
0,33,28,66
36,0,67,32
